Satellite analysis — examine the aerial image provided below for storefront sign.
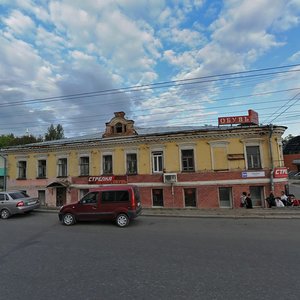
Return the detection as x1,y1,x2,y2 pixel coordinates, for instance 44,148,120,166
218,109,259,126
88,175,128,184
242,171,265,178
273,167,288,178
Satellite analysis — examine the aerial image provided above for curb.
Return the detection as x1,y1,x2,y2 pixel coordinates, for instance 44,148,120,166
36,208,300,219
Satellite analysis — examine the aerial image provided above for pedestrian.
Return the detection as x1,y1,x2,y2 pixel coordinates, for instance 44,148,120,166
266,191,275,208
280,191,288,206
245,193,253,209
275,197,285,207
240,191,247,208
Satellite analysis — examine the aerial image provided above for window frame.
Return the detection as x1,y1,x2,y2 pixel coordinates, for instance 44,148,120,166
152,151,164,173
246,145,262,170
181,149,195,172
102,153,113,175
17,160,27,179
126,152,138,175
57,157,68,177
79,156,90,176
37,159,47,179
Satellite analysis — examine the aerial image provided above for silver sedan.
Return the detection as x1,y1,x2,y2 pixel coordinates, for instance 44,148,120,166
0,191,40,219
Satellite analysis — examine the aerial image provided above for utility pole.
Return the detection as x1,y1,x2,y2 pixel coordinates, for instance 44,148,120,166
0,154,7,191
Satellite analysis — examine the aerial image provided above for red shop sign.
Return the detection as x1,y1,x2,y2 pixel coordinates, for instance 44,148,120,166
273,167,288,178
88,175,128,184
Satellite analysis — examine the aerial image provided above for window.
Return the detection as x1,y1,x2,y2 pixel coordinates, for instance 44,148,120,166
219,187,232,208
38,160,47,178
102,190,129,202
115,122,123,133
79,189,89,199
152,151,163,173
18,161,27,179
181,149,195,172
80,192,98,204
246,146,261,169
152,189,164,207
58,158,67,177
127,153,137,174
103,155,113,174
0,193,8,201
80,156,89,176
184,188,196,207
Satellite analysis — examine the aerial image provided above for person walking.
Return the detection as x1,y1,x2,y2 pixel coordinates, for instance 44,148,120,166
240,192,247,208
266,191,275,208
245,193,253,209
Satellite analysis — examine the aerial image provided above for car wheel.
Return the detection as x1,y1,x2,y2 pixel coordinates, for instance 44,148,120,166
62,213,75,226
1,209,10,219
116,213,129,227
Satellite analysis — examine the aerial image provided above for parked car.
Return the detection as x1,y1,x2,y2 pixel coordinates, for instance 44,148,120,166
0,191,40,219
59,185,142,227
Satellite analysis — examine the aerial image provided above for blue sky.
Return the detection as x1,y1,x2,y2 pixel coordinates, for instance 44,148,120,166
0,0,300,138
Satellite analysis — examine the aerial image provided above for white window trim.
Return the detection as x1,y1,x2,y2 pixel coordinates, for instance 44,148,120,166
150,147,165,174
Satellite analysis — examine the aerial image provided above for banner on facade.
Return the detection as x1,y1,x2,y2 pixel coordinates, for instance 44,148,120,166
88,175,128,184
273,167,288,178
218,109,259,126
242,171,265,178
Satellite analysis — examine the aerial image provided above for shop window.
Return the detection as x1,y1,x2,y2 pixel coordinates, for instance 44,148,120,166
103,155,113,174
57,158,67,177
152,151,163,173
181,149,195,172
152,189,164,207
80,156,89,176
184,188,196,207
17,161,27,179
37,160,47,178
219,187,232,208
246,146,261,169
127,153,137,174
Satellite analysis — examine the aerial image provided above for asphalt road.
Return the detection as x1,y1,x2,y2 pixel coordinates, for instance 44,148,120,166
0,212,300,300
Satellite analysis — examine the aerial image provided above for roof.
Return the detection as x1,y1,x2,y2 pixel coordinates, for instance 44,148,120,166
1,124,286,151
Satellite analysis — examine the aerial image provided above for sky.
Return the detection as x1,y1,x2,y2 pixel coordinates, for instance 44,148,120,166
0,0,300,139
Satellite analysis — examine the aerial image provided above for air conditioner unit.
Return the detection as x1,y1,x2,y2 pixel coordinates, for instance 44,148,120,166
163,173,177,183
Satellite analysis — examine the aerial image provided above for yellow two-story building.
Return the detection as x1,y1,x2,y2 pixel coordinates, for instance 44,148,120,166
1,111,288,208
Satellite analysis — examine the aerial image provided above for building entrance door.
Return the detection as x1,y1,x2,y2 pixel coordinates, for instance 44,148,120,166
56,188,66,207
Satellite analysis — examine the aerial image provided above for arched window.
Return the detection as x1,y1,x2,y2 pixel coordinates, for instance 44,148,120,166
115,123,123,133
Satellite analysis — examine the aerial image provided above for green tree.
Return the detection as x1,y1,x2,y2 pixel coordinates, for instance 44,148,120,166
45,124,65,141
282,134,295,148
0,134,15,148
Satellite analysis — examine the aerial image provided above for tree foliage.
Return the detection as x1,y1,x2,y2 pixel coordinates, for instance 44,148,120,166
282,134,295,148
44,124,65,141
0,134,43,148
0,124,65,148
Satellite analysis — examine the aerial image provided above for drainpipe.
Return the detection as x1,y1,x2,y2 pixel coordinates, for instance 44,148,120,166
0,154,7,191
268,124,274,192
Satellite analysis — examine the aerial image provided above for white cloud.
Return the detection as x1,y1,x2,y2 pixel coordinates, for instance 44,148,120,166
2,10,35,37
288,51,300,62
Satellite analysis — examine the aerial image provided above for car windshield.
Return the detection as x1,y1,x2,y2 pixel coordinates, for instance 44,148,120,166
9,192,29,199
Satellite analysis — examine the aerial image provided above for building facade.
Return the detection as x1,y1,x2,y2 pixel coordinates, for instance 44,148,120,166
1,111,288,208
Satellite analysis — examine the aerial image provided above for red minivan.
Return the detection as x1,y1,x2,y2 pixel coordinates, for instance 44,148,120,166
58,185,142,227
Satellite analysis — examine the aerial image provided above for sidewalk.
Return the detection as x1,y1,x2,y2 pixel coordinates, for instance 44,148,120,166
37,207,300,219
